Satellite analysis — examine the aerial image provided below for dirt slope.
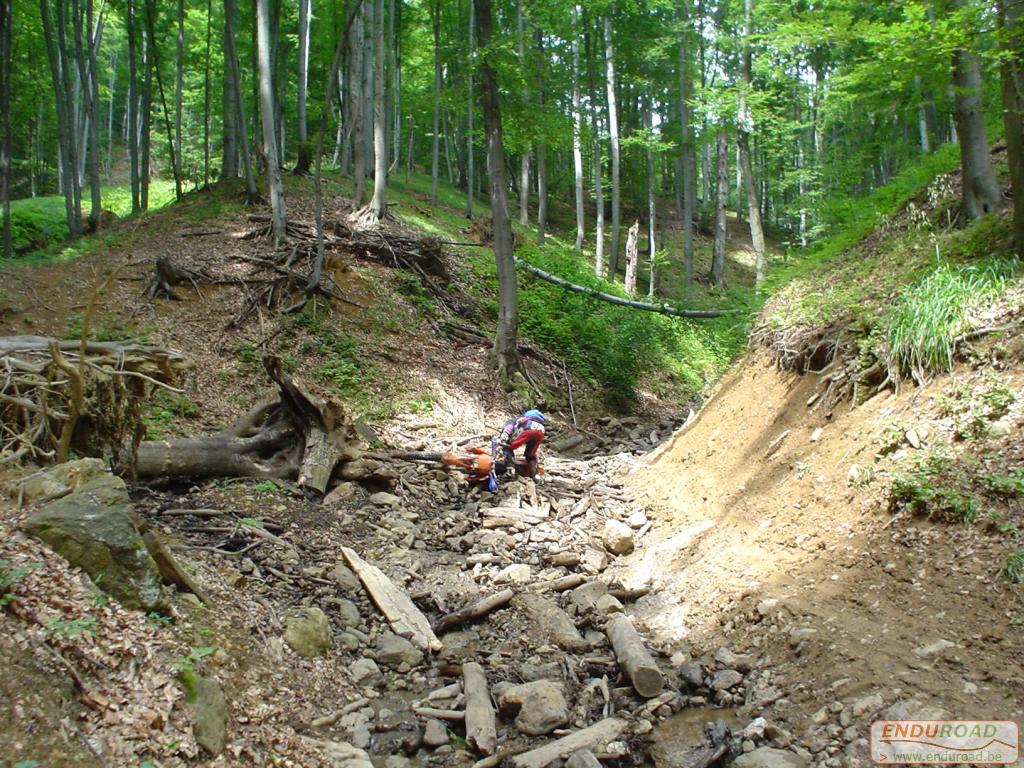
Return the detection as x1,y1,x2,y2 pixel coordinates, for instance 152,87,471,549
616,352,1024,756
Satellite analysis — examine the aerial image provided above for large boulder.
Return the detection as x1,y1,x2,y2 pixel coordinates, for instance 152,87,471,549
22,474,165,611
732,747,809,768
12,458,107,504
284,606,334,658
498,680,570,736
179,670,229,756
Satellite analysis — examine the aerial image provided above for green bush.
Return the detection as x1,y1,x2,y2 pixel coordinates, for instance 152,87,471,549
890,452,980,523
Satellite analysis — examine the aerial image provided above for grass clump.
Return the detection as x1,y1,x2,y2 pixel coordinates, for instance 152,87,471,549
143,391,199,439
882,256,1017,380
1001,549,1024,584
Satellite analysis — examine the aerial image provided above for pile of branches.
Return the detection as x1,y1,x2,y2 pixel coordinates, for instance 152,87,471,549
231,214,471,326
0,336,190,467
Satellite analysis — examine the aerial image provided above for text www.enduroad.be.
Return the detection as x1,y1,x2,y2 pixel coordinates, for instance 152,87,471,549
885,752,1009,763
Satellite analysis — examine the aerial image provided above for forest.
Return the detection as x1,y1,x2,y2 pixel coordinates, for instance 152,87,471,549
1,0,1023,766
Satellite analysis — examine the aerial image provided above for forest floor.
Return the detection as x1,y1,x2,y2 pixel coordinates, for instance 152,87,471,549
1,163,1021,768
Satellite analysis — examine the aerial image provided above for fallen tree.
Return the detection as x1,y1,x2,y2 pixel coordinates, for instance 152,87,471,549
0,336,189,466
514,258,727,319
131,356,356,495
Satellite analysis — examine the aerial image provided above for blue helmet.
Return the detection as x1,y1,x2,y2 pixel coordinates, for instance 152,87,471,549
523,409,545,423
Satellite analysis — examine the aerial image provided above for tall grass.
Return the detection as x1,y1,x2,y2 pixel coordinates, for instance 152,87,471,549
882,256,1017,380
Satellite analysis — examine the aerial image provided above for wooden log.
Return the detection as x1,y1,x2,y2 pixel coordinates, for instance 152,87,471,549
434,589,515,634
606,613,664,698
142,530,209,602
413,706,465,721
463,662,497,756
341,546,442,653
510,718,628,768
539,574,587,593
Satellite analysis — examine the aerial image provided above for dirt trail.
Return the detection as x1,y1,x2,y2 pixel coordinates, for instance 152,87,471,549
614,353,1024,760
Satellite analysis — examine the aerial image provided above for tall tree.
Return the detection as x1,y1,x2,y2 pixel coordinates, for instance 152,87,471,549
517,0,529,226
294,0,312,174
951,41,1002,220
203,0,212,186
475,0,522,382
369,0,387,220
587,21,604,276
224,0,258,203
256,0,286,243
737,0,766,285
604,15,621,276
144,0,182,200
571,3,585,251
712,130,727,290
999,0,1023,252
349,4,367,204
465,0,475,219
127,0,141,210
645,93,657,297
678,0,695,286
0,0,10,261
175,0,184,187
534,26,547,244
430,0,441,209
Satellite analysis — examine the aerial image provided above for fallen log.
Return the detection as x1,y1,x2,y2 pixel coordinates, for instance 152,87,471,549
606,613,664,698
341,546,442,653
434,589,515,634
132,356,353,495
413,707,465,721
510,718,628,768
463,662,497,756
514,259,727,319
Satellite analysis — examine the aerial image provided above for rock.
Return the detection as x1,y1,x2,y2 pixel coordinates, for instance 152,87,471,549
581,548,608,574
324,482,358,506
626,509,648,529
912,639,955,658
338,459,382,481
369,491,401,507
331,563,361,592
569,581,608,612
498,680,570,736
496,563,532,583
989,419,1013,438
337,632,361,652
375,633,424,668
385,756,411,768
335,599,361,628
179,670,228,756
713,646,753,671
350,658,384,687
566,749,603,768
851,693,884,718
284,607,333,658
595,594,624,614
757,599,780,617
732,747,809,768
602,519,635,555
423,719,448,747
12,458,107,504
513,594,588,652
679,662,705,690
711,669,744,691
810,428,823,443
23,475,165,612
742,717,769,742
319,740,375,768
905,429,921,449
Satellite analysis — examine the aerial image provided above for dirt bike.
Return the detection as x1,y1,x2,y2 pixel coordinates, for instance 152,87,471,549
400,445,541,489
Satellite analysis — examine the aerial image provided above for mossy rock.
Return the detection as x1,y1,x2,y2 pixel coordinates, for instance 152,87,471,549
22,475,166,612
12,458,108,505
178,669,228,756
283,606,333,658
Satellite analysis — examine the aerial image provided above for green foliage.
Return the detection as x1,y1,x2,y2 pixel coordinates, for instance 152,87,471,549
143,391,200,440
985,470,1024,498
1000,550,1024,584
890,452,980,523
294,310,368,394
0,559,41,607
250,480,279,494
146,612,173,628
882,257,1017,380
172,646,215,673
63,313,151,343
44,615,98,639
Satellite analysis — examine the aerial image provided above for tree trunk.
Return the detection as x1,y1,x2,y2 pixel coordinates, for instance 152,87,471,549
203,0,212,186
175,0,184,186
350,5,366,204
220,0,238,180
915,75,931,153
678,0,695,286
999,0,1023,253
294,0,311,174
369,0,387,219
604,16,620,276
712,130,727,290
224,0,258,203
430,0,441,209
144,0,183,201
646,96,657,297
571,5,585,251
534,28,547,244
475,0,522,384
256,0,286,243
624,220,639,295
127,0,141,210
738,0,766,285
950,1,1001,222
0,0,10,261
465,0,475,219
361,0,374,181
587,23,604,277
41,0,81,236
517,0,529,226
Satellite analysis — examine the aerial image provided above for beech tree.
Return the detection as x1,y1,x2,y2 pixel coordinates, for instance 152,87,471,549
256,0,286,244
